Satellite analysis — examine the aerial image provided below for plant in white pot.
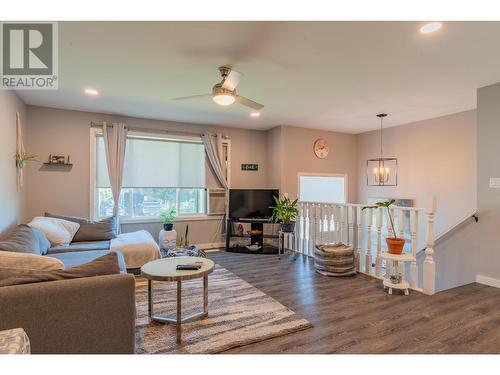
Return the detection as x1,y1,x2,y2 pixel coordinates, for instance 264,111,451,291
159,207,176,231
270,195,298,233
362,199,405,254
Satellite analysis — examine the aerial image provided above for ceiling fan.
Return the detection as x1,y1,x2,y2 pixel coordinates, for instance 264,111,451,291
171,66,264,110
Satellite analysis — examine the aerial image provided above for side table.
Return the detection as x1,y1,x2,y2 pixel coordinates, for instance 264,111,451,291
380,252,415,295
141,256,215,345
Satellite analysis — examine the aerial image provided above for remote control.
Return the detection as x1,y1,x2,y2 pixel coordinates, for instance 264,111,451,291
176,264,202,270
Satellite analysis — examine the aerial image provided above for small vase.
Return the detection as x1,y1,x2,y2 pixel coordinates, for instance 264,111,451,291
386,237,405,255
163,223,174,231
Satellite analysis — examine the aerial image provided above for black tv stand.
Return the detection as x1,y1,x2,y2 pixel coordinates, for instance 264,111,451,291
225,218,279,254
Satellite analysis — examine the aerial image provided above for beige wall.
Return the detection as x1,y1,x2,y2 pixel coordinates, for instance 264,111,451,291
280,126,358,201
357,110,477,237
266,126,283,190
24,106,272,220
0,91,27,236
23,105,273,244
418,83,500,290
474,82,500,280
20,104,479,259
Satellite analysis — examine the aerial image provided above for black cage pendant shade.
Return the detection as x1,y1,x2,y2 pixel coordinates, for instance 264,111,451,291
366,113,397,186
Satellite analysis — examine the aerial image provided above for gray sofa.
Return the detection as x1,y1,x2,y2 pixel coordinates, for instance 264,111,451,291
0,225,136,354
0,273,136,353
47,240,128,270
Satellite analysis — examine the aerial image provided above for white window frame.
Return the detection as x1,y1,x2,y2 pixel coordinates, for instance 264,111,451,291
297,172,348,203
89,128,229,223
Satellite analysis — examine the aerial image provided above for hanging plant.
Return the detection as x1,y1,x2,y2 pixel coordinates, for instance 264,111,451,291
14,151,38,169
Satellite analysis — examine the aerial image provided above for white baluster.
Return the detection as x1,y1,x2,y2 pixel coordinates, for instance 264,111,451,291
410,210,419,289
375,207,383,277
332,205,339,243
365,207,373,274
318,204,324,244
348,206,354,248
327,205,334,243
309,204,316,256
398,208,405,240
356,206,362,273
315,204,322,248
423,197,436,295
384,207,393,278
339,206,345,244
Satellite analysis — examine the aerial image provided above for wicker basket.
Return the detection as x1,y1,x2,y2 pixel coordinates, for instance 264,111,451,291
314,243,356,276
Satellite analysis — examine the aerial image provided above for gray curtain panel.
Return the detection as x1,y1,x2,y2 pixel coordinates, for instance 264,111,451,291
103,122,128,230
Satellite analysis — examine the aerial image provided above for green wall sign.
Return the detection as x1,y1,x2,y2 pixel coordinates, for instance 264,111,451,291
241,164,258,171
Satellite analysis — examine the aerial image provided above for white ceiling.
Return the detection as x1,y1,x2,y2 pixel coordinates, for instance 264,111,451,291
16,21,500,133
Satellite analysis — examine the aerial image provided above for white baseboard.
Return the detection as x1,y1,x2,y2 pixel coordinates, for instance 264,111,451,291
196,242,225,251
476,274,500,289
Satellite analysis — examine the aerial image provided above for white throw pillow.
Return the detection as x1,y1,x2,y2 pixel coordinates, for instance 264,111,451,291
28,216,80,246
0,251,64,272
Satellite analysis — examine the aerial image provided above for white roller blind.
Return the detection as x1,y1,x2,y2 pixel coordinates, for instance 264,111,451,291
96,135,205,188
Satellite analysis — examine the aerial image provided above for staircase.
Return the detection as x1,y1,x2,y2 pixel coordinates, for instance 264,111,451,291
283,198,437,295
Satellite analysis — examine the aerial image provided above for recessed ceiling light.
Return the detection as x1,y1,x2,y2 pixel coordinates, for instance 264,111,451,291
84,88,99,96
420,22,442,34
250,112,260,117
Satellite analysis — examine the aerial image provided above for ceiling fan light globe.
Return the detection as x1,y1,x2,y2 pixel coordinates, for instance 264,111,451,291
213,93,235,106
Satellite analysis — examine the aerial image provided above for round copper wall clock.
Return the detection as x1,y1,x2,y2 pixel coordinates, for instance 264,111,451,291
313,138,329,159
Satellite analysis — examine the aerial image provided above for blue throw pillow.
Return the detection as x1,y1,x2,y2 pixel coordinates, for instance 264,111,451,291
31,227,51,255
0,225,41,255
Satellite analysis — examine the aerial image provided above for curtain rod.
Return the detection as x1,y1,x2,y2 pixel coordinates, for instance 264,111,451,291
90,121,228,139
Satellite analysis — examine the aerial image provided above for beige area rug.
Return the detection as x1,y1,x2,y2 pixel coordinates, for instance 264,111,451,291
135,265,312,354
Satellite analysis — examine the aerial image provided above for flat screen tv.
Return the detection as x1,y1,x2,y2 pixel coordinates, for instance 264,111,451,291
229,189,279,220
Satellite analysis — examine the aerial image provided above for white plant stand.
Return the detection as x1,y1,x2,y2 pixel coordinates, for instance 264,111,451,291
380,252,415,295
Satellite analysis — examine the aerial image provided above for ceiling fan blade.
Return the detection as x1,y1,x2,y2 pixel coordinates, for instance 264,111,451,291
171,94,211,101
221,70,242,91
235,95,264,110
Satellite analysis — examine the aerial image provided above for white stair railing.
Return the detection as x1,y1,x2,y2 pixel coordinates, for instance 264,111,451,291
288,199,437,295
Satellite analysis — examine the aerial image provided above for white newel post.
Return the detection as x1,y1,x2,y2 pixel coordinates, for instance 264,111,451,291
423,196,437,295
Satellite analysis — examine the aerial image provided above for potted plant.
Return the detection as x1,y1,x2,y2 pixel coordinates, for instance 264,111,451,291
362,199,405,254
159,207,176,231
389,273,403,284
14,151,37,169
270,195,299,233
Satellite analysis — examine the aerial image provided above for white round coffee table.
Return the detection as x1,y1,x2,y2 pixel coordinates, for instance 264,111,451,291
141,256,215,344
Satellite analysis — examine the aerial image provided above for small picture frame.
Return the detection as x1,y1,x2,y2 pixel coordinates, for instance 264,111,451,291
48,154,70,164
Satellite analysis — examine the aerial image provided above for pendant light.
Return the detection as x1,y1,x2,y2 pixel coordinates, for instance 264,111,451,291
366,113,397,186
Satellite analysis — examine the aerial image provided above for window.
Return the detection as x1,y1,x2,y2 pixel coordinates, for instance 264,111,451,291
298,173,347,203
92,131,207,220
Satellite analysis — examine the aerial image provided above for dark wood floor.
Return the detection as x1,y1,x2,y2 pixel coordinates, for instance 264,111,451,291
208,251,500,354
